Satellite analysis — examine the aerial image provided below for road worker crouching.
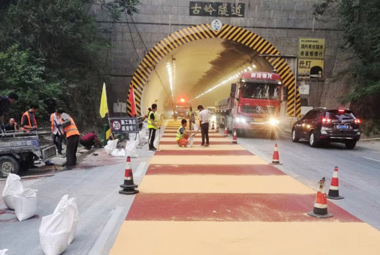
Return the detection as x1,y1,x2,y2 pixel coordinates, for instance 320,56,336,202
176,119,196,147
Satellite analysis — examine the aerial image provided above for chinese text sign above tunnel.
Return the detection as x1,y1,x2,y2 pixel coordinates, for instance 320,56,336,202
190,2,245,17
298,38,325,79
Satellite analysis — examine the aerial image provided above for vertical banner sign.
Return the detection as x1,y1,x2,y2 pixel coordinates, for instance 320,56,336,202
298,38,325,78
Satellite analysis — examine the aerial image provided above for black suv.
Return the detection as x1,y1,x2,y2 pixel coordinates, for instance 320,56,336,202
291,108,361,149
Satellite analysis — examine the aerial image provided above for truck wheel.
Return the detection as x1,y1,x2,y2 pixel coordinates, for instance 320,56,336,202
0,156,20,178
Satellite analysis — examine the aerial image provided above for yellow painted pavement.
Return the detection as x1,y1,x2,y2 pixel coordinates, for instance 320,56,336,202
150,155,268,165
160,137,229,142
111,221,380,255
158,144,246,150
139,175,315,194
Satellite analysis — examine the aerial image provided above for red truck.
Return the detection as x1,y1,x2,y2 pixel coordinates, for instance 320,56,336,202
216,71,283,136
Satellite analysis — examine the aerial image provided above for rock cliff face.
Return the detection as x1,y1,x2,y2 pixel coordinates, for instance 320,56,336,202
319,48,356,109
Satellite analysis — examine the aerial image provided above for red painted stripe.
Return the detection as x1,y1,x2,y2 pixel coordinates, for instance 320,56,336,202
160,141,232,145
155,150,253,156
126,193,361,222
146,164,285,175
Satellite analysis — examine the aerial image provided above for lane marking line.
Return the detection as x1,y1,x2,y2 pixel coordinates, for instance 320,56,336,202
88,206,124,255
134,162,147,178
362,156,380,163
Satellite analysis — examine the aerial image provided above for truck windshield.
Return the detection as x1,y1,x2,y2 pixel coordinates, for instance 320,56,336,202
240,83,279,99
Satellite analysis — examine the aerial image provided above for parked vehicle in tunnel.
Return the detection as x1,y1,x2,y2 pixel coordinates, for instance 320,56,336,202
291,108,361,149
173,98,189,120
216,72,282,136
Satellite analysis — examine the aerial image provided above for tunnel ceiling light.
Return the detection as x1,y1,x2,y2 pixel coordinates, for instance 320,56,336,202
189,64,258,102
166,62,174,101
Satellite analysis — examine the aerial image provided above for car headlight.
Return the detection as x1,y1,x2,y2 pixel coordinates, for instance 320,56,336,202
269,118,279,126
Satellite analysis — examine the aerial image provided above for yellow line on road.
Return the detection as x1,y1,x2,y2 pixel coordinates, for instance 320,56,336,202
139,175,314,194
150,155,267,165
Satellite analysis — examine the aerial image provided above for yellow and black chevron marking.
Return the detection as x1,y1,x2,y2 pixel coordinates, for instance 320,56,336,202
128,24,301,117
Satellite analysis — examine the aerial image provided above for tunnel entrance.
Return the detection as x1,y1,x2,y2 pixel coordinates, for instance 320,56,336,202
128,23,301,117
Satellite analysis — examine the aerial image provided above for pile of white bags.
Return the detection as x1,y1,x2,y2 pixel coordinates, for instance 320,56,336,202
39,194,78,255
0,249,9,255
2,174,23,209
104,139,118,154
126,133,139,158
2,174,38,221
111,148,126,157
14,188,38,221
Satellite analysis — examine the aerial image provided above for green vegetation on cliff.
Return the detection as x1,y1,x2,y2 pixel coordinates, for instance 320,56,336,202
314,0,380,135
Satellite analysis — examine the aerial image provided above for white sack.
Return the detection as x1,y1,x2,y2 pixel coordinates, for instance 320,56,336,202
0,249,9,255
186,135,194,148
111,148,126,157
104,139,118,154
53,195,78,245
14,188,38,221
39,195,78,255
2,174,24,210
125,140,138,158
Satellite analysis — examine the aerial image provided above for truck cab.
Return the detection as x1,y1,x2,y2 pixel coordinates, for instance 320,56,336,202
217,72,282,135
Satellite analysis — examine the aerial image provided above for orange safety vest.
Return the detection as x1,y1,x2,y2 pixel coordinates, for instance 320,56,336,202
50,113,55,132
62,117,79,138
21,111,37,131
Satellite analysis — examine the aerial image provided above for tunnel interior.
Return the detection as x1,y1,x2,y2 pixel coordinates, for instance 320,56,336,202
141,38,275,116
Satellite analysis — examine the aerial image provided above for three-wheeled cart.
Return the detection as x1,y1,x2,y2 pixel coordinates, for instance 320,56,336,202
0,131,57,178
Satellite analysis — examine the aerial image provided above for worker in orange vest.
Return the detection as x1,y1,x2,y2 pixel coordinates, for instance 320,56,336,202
50,109,64,155
21,103,39,132
56,109,80,169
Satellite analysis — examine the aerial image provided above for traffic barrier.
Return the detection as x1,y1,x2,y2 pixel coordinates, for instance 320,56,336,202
232,129,237,144
272,143,280,164
119,156,139,195
224,127,228,137
308,178,333,218
327,166,344,200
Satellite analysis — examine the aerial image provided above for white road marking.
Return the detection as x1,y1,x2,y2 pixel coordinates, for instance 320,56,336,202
362,156,380,163
88,206,124,255
134,162,147,178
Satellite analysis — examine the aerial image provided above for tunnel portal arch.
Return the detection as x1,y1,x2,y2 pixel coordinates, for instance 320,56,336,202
128,23,301,117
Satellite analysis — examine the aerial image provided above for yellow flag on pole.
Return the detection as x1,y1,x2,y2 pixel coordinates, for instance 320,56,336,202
99,83,109,118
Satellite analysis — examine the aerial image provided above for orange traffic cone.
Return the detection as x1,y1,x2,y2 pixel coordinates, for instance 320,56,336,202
232,129,237,144
119,156,139,195
216,125,219,133
224,127,228,137
328,166,344,200
272,143,280,164
308,177,333,218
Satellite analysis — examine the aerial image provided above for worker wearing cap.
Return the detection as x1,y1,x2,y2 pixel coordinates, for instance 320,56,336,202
56,109,80,169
